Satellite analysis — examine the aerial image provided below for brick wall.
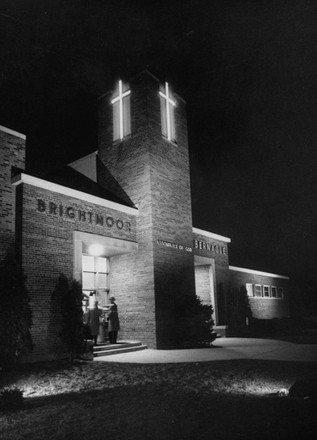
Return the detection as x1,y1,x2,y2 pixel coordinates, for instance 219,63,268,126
17,182,137,361
229,268,290,319
98,71,196,348
0,127,25,260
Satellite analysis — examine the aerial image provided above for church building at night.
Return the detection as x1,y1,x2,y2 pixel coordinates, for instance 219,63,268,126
0,71,290,362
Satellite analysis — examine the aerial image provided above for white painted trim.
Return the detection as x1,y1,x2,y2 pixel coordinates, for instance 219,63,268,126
193,227,231,243
0,125,26,140
263,285,270,297
74,231,138,255
229,265,289,280
12,172,139,216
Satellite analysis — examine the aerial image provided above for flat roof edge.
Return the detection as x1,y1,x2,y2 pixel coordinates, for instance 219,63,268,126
229,265,290,280
0,125,26,140
193,227,231,243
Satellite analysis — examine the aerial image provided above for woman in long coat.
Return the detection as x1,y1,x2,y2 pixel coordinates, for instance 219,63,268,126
87,300,101,345
106,296,120,344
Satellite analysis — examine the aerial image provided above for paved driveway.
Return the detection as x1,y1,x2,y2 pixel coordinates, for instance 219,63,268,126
95,337,317,363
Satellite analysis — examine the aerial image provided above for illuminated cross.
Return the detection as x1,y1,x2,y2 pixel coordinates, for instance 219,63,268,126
159,82,176,141
111,80,131,140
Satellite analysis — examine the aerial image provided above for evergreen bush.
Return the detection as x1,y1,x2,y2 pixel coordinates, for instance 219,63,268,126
0,387,24,410
59,278,85,361
0,252,33,369
227,285,252,336
172,291,216,348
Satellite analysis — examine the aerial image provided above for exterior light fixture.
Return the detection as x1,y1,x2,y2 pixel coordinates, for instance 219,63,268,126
88,244,103,257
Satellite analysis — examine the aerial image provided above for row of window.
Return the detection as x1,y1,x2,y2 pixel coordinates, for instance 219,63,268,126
112,80,176,143
246,283,284,298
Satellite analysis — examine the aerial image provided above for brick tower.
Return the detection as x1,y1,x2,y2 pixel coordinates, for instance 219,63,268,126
98,71,196,347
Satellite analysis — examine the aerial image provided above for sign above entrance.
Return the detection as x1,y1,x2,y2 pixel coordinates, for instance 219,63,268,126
37,199,132,233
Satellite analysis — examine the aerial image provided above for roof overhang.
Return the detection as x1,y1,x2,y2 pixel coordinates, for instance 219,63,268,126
12,172,139,216
193,227,231,243
229,265,289,280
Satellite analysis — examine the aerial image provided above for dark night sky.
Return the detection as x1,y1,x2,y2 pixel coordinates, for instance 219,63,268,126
1,0,317,285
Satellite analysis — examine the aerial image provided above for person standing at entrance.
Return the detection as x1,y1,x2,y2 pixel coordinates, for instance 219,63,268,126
106,296,120,344
87,300,101,345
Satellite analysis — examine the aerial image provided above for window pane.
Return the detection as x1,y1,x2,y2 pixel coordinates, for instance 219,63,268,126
98,273,109,289
96,257,109,273
254,285,262,297
82,255,94,272
277,288,283,298
271,286,277,297
82,272,95,290
246,283,253,296
263,286,270,297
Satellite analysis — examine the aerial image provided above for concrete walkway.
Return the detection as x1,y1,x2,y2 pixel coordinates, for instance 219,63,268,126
94,337,317,363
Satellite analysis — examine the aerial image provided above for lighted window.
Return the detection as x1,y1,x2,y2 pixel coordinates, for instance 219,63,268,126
277,287,284,298
246,283,253,297
111,80,131,141
159,82,176,142
82,255,94,272
254,284,262,297
263,285,270,297
82,255,109,297
271,286,277,298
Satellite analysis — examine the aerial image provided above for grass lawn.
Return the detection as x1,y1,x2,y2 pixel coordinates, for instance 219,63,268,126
1,354,317,440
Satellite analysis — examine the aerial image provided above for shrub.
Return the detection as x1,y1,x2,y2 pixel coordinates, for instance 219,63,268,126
0,252,33,369
227,285,252,336
59,277,85,361
172,291,216,348
0,387,24,410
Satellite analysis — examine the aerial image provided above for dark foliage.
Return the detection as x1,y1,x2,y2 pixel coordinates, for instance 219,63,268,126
171,291,216,348
227,285,252,336
59,277,85,361
250,317,292,337
0,252,33,369
289,280,317,330
0,387,24,410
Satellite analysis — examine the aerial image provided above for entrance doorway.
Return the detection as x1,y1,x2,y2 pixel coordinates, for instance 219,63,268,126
73,230,138,307
82,255,110,308
194,255,218,325
73,230,138,343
